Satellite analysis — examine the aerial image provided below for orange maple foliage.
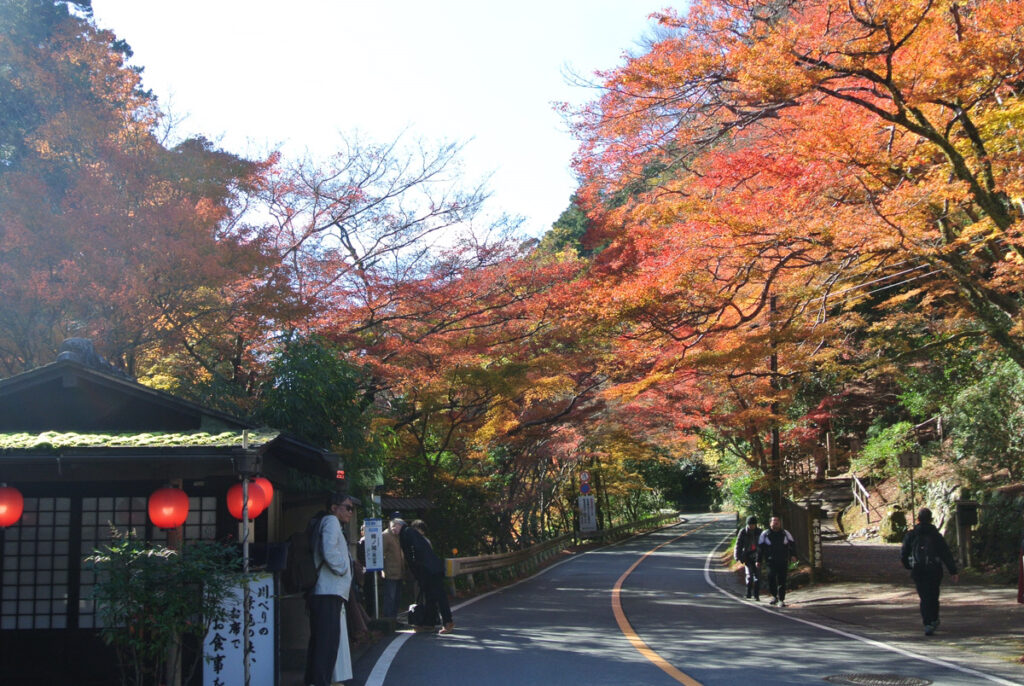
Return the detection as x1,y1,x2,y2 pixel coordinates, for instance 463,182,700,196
0,7,283,382
568,0,1024,483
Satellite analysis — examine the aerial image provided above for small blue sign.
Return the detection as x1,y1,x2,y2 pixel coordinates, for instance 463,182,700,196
580,483,590,494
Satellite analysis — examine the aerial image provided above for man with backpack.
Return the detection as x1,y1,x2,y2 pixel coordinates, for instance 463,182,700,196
901,507,959,636
305,492,357,686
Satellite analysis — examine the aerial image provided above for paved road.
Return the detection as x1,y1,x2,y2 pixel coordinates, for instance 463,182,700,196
353,514,1019,685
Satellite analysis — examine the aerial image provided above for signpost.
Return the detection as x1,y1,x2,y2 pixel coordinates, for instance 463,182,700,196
578,495,597,535
899,450,922,512
363,518,383,619
578,469,597,534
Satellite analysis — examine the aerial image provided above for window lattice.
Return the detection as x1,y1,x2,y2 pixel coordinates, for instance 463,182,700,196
1,494,221,631
78,495,218,628
1,497,72,630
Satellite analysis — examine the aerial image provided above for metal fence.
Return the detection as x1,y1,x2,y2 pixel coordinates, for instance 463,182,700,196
443,511,680,594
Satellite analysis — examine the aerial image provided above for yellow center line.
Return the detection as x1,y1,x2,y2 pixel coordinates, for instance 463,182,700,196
611,521,715,686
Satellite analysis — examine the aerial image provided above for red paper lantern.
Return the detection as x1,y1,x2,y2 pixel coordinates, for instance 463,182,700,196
227,481,266,520
252,477,274,508
0,484,24,528
148,486,190,530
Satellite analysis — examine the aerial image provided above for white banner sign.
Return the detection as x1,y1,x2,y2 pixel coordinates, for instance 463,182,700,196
578,495,597,534
204,573,274,686
363,518,384,572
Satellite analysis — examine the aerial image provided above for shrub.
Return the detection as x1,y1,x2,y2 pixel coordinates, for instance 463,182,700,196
972,492,1024,569
880,506,908,543
724,472,772,527
851,421,916,480
947,359,1024,485
85,529,242,686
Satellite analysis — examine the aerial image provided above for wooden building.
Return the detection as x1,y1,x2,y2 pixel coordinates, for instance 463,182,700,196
0,342,342,684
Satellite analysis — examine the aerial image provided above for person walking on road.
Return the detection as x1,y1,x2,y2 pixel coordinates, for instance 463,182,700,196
305,492,356,686
759,515,797,607
901,507,959,635
734,515,762,600
395,518,455,634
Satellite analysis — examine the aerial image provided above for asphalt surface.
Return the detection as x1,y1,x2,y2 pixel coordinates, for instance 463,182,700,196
345,515,1024,686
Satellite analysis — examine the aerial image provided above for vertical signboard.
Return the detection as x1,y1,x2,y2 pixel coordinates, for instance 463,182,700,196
578,495,597,534
363,518,384,572
204,573,274,686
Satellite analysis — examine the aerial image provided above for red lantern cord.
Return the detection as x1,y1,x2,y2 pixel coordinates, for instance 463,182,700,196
0,484,24,528
148,486,189,530
227,481,266,520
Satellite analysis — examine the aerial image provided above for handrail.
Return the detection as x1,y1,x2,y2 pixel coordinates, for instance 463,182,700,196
444,512,679,593
851,474,871,522
445,533,572,579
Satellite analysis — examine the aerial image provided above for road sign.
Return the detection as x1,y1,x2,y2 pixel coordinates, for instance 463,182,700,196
580,470,590,483
580,483,590,495
898,451,921,468
363,518,384,572
578,495,597,534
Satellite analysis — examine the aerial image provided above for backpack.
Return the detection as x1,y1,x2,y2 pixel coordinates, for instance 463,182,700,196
283,512,326,595
911,530,938,569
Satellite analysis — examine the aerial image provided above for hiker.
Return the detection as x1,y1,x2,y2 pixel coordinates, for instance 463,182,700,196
758,515,797,607
305,492,356,686
901,507,958,635
734,515,762,600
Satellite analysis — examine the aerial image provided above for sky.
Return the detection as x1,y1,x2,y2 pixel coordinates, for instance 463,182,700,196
89,1,674,238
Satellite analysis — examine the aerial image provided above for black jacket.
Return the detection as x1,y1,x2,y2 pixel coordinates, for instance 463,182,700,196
734,526,762,564
758,528,796,568
399,525,444,578
901,522,957,575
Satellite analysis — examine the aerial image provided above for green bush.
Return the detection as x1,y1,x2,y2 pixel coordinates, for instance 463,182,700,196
85,529,242,686
724,472,772,528
947,359,1024,484
880,506,908,543
851,421,916,479
972,492,1024,569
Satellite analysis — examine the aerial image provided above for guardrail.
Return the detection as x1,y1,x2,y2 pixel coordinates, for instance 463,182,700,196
444,511,680,595
851,474,871,522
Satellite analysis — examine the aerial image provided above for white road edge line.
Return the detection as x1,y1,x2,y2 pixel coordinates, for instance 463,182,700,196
703,529,1020,686
364,518,689,686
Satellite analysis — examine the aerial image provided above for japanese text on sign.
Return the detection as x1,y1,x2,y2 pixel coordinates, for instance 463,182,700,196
363,518,384,572
203,573,274,686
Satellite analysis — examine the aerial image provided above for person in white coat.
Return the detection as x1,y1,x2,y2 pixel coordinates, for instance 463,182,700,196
305,492,356,686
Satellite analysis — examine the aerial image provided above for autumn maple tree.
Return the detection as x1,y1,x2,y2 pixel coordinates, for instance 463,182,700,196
565,0,1024,500
0,0,282,382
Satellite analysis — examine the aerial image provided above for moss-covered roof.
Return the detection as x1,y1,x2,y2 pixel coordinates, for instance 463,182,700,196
0,430,280,451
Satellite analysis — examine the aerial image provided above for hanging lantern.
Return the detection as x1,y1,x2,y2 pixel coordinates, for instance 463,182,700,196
0,484,24,528
252,477,274,509
148,486,189,530
227,481,266,520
